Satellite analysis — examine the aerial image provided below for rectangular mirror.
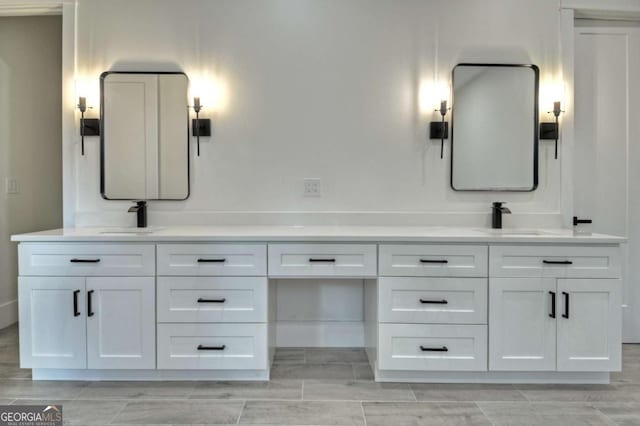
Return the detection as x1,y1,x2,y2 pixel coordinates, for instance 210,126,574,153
100,71,189,200
451,64,539,191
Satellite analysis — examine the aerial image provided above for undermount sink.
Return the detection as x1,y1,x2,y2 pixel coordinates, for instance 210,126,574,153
99,227,163,235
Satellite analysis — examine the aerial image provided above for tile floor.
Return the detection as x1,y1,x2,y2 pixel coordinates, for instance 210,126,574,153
1,324,640,425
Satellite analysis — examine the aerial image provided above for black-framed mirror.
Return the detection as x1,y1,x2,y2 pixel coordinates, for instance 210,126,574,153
450,63,539,192
100,71,190,200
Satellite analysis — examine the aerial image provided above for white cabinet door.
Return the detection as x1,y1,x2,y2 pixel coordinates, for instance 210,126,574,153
557,279,622,372
86,277,156,369
489,278,557,371
18,277,87,369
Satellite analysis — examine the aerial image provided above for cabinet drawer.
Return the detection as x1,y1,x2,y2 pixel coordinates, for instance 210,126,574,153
157,277,267,323
268,244,377,277
18,243,155,276
378,324,487,371
489,245,621,278
157,323,267,370
157,244,267,276
379,277,487,324
379,244,488,277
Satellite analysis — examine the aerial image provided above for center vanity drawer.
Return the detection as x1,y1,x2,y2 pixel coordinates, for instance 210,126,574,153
490,244,621,278
378,277,487,324
18,243,155,276
268,243,377,277
157,244,267,276
379,244,488,277
378,324,487,371
157,277,267,323
157,323,267,370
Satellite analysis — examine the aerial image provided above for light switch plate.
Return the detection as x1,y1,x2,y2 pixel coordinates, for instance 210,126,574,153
303,178,321,197
5,178,18,194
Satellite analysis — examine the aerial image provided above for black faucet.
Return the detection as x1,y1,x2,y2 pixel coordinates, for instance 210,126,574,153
491,202,511,229
128,201,147,228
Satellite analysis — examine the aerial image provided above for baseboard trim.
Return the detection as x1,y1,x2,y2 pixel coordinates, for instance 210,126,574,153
32,368,270,381
0,299,18,329
374,365,611,384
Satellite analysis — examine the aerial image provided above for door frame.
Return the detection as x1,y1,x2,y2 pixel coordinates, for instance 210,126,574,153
561,0,640,341
0,0,76,227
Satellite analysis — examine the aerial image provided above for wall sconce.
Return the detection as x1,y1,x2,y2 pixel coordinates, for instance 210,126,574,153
77,96,100,156
539,101,564,159
430,100,450,159
190,96,211,157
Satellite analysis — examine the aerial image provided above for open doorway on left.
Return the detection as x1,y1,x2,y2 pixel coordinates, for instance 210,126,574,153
0,15,63,328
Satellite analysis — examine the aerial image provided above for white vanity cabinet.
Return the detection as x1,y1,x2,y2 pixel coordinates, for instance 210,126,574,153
11,227,625,383
18,243,156,370
489,245,622,372
377,244,490,373
19,277,87,369
156,243,269,371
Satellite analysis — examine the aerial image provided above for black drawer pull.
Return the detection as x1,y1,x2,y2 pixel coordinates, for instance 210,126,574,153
87,290,95,317
70,258,100,263
197,345,226,351
420,345,448,352
543,260,573,265
419,259,449,264
197,298,226,303
420,299,448,304
73,290,80,317
549,291,556,319
562,292,570,319
309,258,336,262
197,258,226,263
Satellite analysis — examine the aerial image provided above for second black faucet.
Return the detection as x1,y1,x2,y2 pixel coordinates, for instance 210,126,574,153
128,201,147,228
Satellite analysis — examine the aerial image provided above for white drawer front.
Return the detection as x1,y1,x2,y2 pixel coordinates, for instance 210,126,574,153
379,277,487,324
268,244,377,277
379,244,488,277
18,243,155,276
157,277,267,323
157,323,267,370
490,245,621,278
378,324,487,371
157,244,267,276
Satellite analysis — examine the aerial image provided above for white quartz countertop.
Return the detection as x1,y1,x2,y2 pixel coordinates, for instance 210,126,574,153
10,225,626,244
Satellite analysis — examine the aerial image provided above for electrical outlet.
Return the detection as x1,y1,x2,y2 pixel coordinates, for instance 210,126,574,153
5,178,18,194
303,178,321,197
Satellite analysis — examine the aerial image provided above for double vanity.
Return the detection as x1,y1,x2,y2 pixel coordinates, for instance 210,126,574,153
12,225,624,384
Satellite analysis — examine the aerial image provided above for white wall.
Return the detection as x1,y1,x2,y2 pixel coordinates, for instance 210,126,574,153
0,15,63,327
72,0,564,228
69,0,564,342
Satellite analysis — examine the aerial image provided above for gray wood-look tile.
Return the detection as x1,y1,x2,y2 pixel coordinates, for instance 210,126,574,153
238,400,364,425
81,381,196,400
190,380,302,400
352,363,374,380
272,348,305,364
303,380,414,401
11,399,127,425
0,380,87,399
0,345,19,364
594,402,640,425
477,401,616,425
112,400,243,424
270,363,355,380
0,363,31,379
363,401,490,426
304,348,369,364
516,383,640,402
411,383,526,402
